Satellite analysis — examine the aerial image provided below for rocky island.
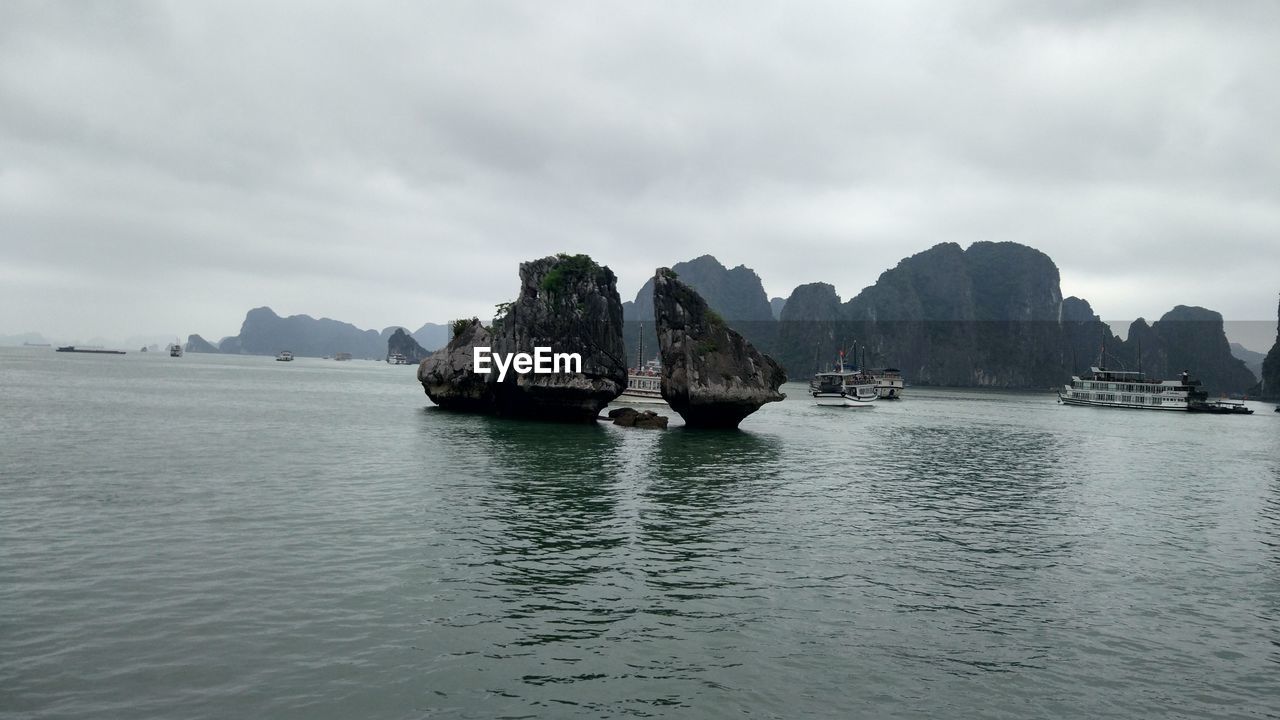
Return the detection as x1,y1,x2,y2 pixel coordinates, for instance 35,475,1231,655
652,268,786,428
418,254,628,422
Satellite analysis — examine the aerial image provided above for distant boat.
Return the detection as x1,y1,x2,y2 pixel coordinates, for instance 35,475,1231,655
810,351,877,407
1186,399,1253,415
168,341,183,358
867,367,904,399
616,324,667,405
618,360,666,405
140,346,149,352
388,352,410,365
56,346,126,355
276,351,294,362
333,352,351,361
22,342,51,347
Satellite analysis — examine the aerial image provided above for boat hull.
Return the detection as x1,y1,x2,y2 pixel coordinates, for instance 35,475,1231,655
1058,394,1188,411
875,385,903,399
615,391,668,406
813,392,877,408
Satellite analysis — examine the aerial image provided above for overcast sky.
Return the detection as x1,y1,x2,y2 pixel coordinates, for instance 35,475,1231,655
3,1,1278,348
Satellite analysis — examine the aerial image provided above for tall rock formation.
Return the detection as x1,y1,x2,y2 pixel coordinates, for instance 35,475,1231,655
652,268,786,429
418,254,628,422
184,334,218,353
622,255,776,366
386,327,430,363
777,242,1075,385
774,282,844,375
1258,296,1280,400
1119,306,1256,395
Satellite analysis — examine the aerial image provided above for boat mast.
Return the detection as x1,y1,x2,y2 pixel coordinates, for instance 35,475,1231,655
637,323,643,368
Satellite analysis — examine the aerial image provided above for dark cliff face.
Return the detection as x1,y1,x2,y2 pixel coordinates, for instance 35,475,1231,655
219,306,385,358
419,254,627,422
652,268,786,429
774,283,844,376
1104,307,1257,395
1262,297,1280,400
489,254,628,420
386,327,429,363
1059,297,1115,377
777,242,1075,384
626,255,774,322
623,255,776,368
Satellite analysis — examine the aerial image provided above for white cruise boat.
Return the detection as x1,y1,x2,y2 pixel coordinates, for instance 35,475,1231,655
617,359,666,405
616,324,667,406
1059,366,1208,411
275,350,294,362
810,353,878,407
868,367,904,399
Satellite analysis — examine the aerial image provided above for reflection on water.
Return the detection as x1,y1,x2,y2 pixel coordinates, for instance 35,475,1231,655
4,350,1280,719
462,416,629,647
641,430,784,602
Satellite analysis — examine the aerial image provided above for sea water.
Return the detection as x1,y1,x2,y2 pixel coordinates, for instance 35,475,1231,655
2,346,1278,718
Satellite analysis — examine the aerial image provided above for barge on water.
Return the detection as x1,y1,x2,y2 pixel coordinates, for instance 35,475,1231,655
55,346,126,355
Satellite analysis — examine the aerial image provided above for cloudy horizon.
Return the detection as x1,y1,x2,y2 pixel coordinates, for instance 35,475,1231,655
3,1,1278,350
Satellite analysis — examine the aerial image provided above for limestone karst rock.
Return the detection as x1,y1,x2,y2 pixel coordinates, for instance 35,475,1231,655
652,268,786,429
417,254,628,422
386,327,429,363
488,254,628,420
418,319,496,413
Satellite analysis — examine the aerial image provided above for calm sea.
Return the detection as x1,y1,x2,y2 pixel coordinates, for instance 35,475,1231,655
2,346,1278,719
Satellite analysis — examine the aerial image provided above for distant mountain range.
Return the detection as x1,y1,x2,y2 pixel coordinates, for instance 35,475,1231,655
183,308,449,359
1229,342,1267,380
621,243,1269,395
10,246,1276,396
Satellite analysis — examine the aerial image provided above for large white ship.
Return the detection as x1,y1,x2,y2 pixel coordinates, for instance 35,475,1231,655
1058,366,1250,413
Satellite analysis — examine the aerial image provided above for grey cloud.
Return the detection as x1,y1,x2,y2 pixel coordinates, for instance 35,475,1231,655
1,0,1277,346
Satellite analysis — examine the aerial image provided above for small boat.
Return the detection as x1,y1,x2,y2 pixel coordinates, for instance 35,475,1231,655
388,352,410,365
168,341,183,357
810,350,877,407
1186,399,1254,415
333,352,351,361
55,346,126,355
867,367,904,399
276,351,294,362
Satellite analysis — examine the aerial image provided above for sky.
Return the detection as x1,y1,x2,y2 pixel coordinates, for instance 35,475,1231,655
3,1,1278,350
